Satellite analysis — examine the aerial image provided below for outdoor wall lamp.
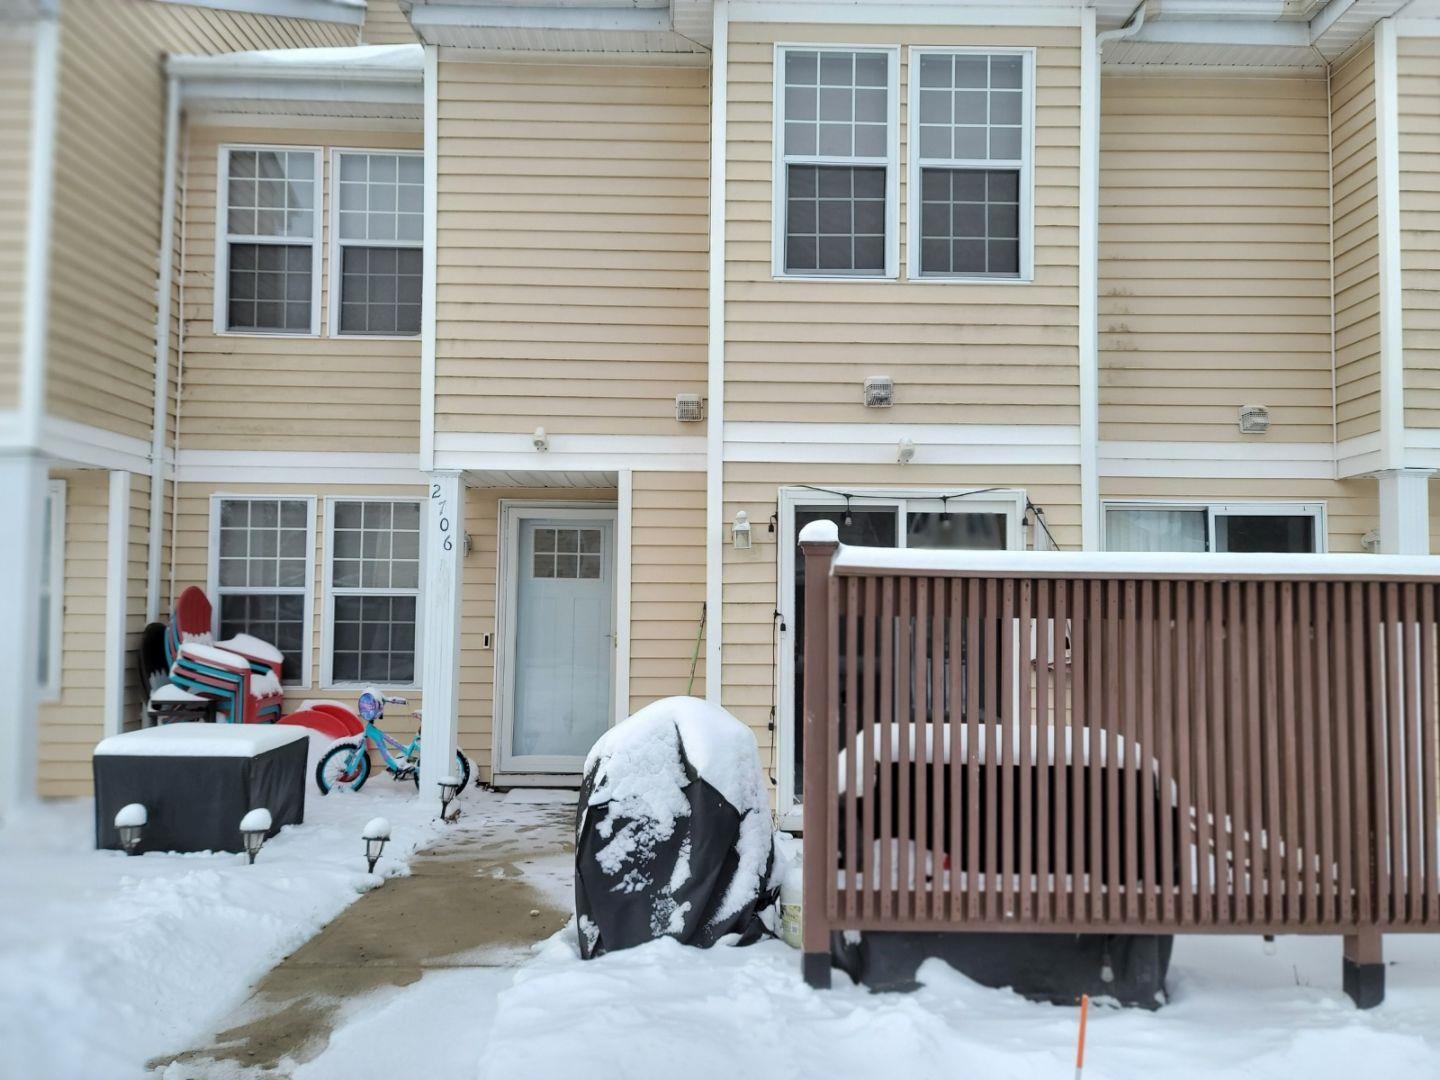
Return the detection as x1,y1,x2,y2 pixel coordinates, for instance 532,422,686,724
240,808,271,865
732,510,753,550
438,776,462,823
115,803,146,856
363,817,391,872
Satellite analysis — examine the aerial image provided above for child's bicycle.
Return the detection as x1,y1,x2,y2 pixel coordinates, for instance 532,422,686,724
315,688,471,796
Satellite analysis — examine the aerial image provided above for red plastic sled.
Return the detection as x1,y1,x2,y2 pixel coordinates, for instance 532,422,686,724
305,702,365,736
278,709,358,742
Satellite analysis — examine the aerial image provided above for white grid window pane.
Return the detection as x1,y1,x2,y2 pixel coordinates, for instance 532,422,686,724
339,247,422,335
227,243,312,332
332,596,417,683
786,164,886,273
531,527,603,580
330,500,421,684
918,168,1019,276
227,150,315,238
336,153,424,244
784,49,888,161
917,52,1025,166
218,499,309,591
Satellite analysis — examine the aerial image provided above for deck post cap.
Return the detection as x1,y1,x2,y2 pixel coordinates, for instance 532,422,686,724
798,520,840,547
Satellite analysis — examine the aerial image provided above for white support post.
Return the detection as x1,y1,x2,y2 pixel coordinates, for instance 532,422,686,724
1376,469,1433,555
704,0,728,703
420,470,464,794
615,468,632,722
103,471,132,738
0,455,48,820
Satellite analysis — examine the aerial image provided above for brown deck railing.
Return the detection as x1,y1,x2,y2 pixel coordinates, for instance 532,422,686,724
798,530,1440,1005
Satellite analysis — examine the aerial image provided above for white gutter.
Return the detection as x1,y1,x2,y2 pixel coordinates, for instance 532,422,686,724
146,74,180,624
703,0,726,701
18,4,59,450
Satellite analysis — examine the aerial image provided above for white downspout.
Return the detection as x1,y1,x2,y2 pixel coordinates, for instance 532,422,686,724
1081,6,1147,550
19,2,60,450
146,73,181,624
703,0,727,702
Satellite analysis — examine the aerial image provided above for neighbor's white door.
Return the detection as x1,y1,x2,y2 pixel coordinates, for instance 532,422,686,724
499,508,616,776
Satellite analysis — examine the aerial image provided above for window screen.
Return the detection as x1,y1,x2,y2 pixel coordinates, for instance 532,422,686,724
329,500,421,684
215,498,310,682
336,152,423,336
780,49,891,275
914,52,1026,278
223,149,318,332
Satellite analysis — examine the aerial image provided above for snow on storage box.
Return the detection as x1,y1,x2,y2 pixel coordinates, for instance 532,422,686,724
93,724,306,854
575,697,776,958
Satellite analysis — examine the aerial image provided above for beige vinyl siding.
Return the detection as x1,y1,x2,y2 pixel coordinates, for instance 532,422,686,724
458,487,617,784
722,463,1080,780
1100,476,1379,554
1098,76,1333,443
169,482,426,716
177,127,423,453
360,0,416,44
725,24,1081,427
433,59,710,438
630,471,706,711
0,29,31,411
44,0,355,443
1399,37,1440,432
38,470,150,796
1331,42,1382,445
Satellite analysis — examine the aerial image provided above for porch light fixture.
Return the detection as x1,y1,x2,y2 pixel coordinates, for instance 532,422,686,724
863,376,894,408
732,510,753,550
239,808,272,865
438,776,462,823
1238,404,1270,434
114,803,147,856
363,817,391,872
533,426,549,452
897,438,916,464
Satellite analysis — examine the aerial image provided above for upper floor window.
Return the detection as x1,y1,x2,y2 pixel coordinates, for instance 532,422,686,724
1104,503,1323,554
217,147,322,334
775,47,897,278
332,151,423,337
909,49,1032,280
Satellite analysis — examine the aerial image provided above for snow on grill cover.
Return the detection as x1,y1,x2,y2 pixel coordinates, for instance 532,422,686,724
576,697,777,958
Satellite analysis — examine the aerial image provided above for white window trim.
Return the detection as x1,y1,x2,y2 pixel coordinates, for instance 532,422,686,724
213,144,324,338
206,494,317,689
327,147,425,341
320,494,426,691
774,485,1027,830
39,478,65,703
771,43,902,281
906,45,1035,283
1101,500,1328,554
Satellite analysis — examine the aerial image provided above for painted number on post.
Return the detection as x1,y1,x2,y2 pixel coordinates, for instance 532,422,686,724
432,483,454,552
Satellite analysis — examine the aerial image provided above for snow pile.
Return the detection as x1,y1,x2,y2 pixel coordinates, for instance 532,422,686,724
0,785,446,1077
149,683,207,704
114,803,147,828
580,697,774,944
249,668,283,699
94,722,305,758
239,808,272,833
218,633,285,664
474,931,1440,1080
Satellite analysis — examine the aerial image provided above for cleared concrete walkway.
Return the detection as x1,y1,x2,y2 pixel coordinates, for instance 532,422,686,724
153,790,575,1078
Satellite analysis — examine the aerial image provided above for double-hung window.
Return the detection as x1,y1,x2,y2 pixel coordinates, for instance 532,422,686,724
218,147,322,334
1104,503,1324,554
909,49,1032,279
776,46,898,277
212,497,314,684
332,151,423,336
38,480,64,700
325,499,421,686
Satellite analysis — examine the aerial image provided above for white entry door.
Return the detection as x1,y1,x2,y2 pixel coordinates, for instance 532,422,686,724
499,505,616,777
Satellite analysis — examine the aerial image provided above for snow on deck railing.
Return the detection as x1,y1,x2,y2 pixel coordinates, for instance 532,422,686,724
796,521,1440,580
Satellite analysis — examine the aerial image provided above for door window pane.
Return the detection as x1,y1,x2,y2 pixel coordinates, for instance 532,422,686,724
907,511,1007,550
1215,514,1316,554
1106,508,1208,552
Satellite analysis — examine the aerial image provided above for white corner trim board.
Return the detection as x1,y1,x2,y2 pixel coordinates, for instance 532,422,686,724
1079,6,1100,550
148,73,182,624
705,0,728,706
1374,19,1406,473
19,11,58,449
615,469,633,723
420,44,439,471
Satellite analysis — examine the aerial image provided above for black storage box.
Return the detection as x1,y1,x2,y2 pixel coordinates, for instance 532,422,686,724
93,723,307,854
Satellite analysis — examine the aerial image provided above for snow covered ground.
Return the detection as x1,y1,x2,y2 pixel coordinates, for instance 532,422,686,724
0,757,449,1079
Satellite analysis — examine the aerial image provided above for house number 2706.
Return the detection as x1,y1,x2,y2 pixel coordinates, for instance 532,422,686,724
431,483,454,552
